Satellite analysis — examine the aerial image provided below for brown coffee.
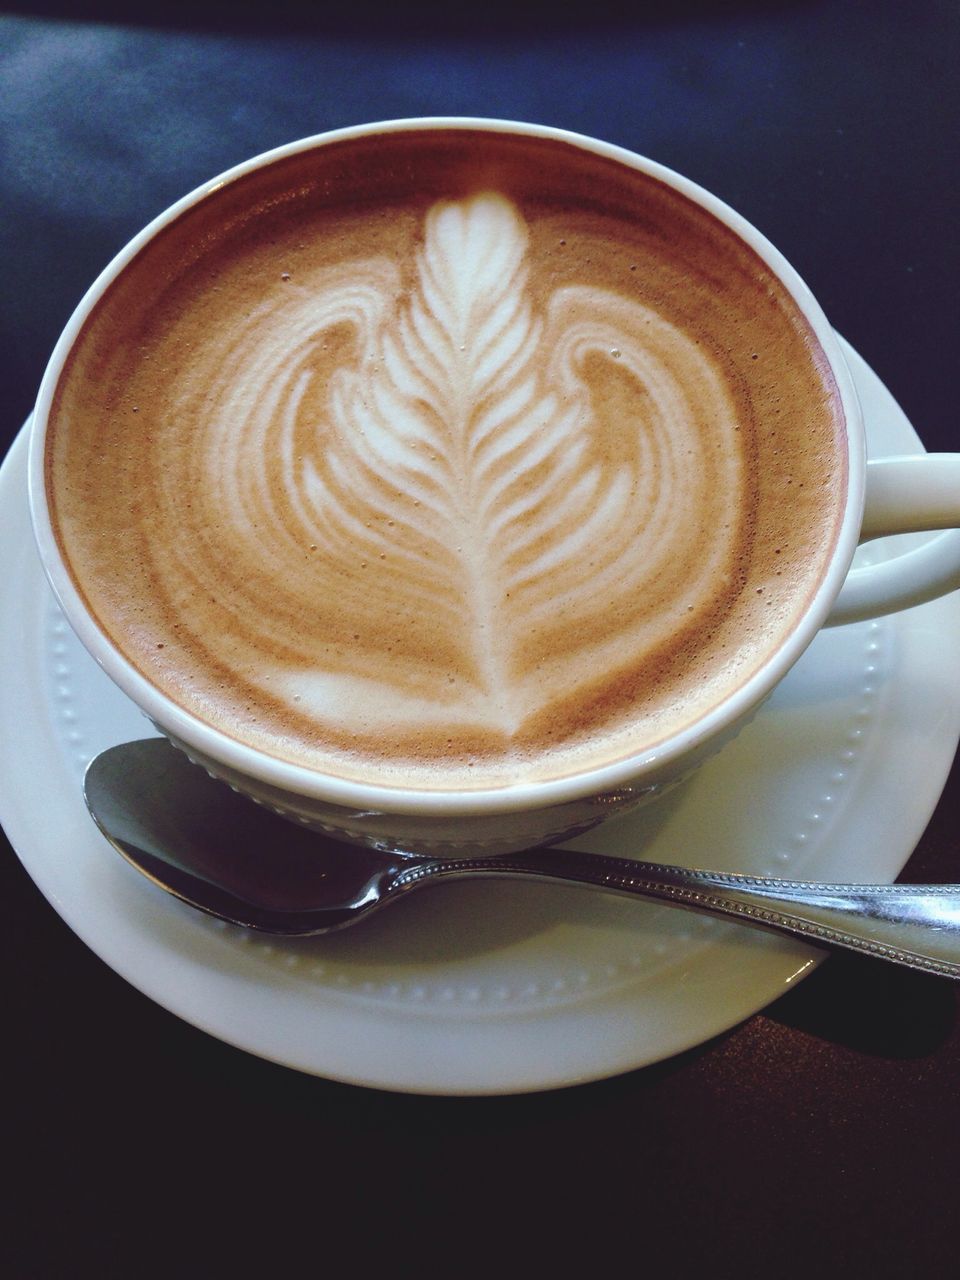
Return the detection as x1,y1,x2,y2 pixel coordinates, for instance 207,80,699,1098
46,128,846,788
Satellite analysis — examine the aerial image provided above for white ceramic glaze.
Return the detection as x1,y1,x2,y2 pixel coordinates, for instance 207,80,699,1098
26,119,960,853
3,339,960,1092
830,456,960,623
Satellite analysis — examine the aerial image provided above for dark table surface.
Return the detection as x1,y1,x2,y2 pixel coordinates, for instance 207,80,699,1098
2,3,958,1275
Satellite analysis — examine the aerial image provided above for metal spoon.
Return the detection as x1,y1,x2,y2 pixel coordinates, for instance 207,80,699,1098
83,738,960,978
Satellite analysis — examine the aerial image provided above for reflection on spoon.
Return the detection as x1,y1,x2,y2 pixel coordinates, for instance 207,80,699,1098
83,738,960,979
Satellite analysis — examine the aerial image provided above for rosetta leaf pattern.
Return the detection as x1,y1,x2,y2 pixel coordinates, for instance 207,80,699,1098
174,191,744,738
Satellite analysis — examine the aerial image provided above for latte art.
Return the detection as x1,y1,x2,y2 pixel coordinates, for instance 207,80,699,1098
183,192,744,740
46,130,846,787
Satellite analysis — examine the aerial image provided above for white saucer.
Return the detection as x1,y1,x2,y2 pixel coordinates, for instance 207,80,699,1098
3,337,959,1096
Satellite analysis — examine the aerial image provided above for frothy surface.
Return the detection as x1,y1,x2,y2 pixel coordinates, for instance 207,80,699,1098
47,129,846,788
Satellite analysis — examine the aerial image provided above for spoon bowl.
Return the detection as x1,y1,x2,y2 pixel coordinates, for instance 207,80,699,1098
84,738,960,977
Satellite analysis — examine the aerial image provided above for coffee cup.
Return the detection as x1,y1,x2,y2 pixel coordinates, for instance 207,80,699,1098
28,118,960,855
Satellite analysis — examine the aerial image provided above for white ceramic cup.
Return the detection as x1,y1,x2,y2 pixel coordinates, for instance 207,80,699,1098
27,118,960,855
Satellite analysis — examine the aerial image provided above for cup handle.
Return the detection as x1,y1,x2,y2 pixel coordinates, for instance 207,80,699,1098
827,455,960,625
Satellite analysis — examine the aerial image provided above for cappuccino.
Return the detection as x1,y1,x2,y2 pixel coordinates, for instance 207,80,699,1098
46,128,846,789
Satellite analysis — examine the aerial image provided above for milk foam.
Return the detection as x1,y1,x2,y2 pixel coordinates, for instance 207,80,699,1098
47,133,845,787
159,192,744,741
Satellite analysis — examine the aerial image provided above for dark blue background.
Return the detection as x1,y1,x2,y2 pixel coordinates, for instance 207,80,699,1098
3,2,957,452
2,4,958,1275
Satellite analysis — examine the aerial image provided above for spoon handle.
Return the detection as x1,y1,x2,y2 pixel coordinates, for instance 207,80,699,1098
398,850,960,977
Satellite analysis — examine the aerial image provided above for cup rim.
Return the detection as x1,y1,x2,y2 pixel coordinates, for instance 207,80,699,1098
28,115,865,818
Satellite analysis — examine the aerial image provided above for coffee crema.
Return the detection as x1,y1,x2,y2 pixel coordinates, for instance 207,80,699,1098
46,129,846,788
